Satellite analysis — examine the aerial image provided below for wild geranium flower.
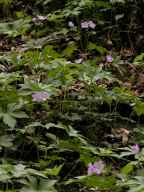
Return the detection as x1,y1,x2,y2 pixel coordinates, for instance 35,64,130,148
32,91,49,102
87,160,105,176
32,15,47,22
87,163,96,175
81,20,96,29
88,21,96,29
68,21,74,28
81,21,89,29
106,55,113,63
37,15,47,21
131,144,140,154
94,160,105,175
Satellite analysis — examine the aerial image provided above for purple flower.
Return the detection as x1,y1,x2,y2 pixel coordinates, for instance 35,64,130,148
131,144,140,154
81,21,89,29
87,160,105,176
88,21,96,29
81,20,96,29
87,163,96,175
94,160,105,175
32,91,49,102
106,55,113,63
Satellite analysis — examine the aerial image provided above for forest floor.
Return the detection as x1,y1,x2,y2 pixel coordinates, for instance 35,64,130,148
1,1,144,192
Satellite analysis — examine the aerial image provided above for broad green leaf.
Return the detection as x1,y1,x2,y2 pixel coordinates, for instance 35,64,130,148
67,175,116,189
0,135,13,148
87,43,107,54
134,101,144,116
21,177,57,192
3,114,16,128
11,112,28,118
80,175,116,189
121,163,134,175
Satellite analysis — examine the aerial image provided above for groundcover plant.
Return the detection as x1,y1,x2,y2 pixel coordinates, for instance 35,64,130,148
1,0,144,191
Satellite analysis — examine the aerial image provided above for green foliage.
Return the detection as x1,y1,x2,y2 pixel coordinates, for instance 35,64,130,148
133,53,144,66
0,18,31,37
1,0,144,192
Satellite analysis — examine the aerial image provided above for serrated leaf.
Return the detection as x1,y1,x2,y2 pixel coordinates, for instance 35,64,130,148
0,135,13,148
3,114,16,128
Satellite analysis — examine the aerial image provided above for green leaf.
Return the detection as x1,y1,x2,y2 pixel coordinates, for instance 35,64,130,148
68,175,116,189
87,43,107,54
134,101,144,116
27,169,47,178
45,123,68,131
63,42,77,57
133,53,144,65
44,165,63,176
21,177,57,192
3,114,16,128
81,175,116,189
0,18,31,37
0,135,13,148
121,163,134,175
11,112,28,118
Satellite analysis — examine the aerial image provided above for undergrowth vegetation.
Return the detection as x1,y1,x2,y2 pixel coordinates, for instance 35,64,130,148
1,0,144,191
